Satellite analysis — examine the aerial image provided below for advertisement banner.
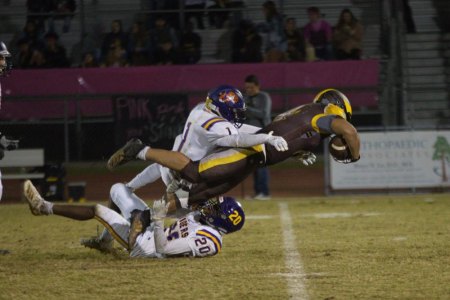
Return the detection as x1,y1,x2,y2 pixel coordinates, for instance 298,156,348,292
330,131,450,189
113,94,189,150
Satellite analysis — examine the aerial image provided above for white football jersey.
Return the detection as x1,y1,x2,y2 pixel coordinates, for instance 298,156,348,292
176,104,239,161
161,213,222,257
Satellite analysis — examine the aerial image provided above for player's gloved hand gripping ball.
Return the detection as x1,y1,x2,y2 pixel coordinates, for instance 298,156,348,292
329,135,360,164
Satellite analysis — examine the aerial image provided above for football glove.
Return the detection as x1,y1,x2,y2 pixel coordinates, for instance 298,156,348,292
334,155,360,164
152,199,168,221
0,135,19,151
293,151,317,166
267,131,288,152
166,179,180,193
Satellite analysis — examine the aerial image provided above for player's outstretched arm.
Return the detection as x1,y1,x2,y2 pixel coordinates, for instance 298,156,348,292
213,132,288,152
330,118,360,160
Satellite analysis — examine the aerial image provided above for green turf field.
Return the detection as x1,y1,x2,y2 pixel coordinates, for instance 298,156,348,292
0,194,449,299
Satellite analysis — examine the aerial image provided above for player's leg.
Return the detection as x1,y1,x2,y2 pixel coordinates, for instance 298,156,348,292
24,180,131,250
126,163,162,190
96,203,157,257
109,183,149,219
81,183,150,252
107,138,190,171
24,179,94,219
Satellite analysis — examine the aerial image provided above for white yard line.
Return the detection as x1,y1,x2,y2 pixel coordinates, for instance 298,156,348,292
279,202,309,300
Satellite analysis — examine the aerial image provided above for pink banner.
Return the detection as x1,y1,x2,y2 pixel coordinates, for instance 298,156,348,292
0,60,379,120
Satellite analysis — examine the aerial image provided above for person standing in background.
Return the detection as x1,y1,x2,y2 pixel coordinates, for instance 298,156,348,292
243,74,272,200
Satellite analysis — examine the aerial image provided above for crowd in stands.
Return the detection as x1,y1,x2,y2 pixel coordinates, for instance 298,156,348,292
6,0,364,69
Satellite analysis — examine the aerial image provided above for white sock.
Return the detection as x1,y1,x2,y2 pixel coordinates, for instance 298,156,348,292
43,200,54,215
137,146,150,161
177,196,189,209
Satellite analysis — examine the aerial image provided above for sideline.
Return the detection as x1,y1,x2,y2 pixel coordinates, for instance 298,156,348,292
279,202,309,300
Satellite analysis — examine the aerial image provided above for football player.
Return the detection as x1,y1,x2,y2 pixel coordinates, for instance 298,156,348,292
108,88,360,210
23,180,244,258
83,85,289,251
0,42,19,255
0,41,19,201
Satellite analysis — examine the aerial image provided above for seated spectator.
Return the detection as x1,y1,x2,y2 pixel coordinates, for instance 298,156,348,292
127,21,151,66
80,52,99,68
101,20,128,62
102,38,129,67
19,20,45,50
179,21,202,64
185,0,206,30
14,38,34,68
231,19,263,63
283,17,305,61
29,48,46,68
303,6,333,60
257,1,286,62
41,31,69,68
333,8,364,60
150,15,179,62
154,40,179,65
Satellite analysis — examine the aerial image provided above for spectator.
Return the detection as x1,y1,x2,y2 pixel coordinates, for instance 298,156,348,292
150,15,179,63
101,20,128,62
80,52,99,68
153,41,179,65
185,0,206,30
283,17,305,61
231,19,263,63
333,8,364,60
303,6,333,60
243,74,272,200
19,20,45,50
102,38,129,67
179,21,202,64
14,38,34,68
29,48,46,68
42,31,69,68
257,1,286,62
127,21,151,66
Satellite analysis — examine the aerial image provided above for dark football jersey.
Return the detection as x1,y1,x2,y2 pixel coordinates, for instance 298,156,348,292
261,103,339,165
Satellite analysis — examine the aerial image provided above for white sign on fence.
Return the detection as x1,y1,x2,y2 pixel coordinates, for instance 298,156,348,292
330,130,450,189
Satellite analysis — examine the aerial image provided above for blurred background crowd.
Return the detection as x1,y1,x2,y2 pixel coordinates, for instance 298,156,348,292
4,0,366,69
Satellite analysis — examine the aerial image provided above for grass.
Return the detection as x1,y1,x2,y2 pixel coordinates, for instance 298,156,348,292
0,194,449,299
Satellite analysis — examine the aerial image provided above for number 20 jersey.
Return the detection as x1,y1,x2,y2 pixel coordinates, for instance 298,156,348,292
163,213,223,257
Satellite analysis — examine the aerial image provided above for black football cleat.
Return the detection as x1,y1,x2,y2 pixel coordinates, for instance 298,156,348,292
107,138,145,170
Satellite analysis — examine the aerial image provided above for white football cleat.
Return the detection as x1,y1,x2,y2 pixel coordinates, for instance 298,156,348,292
23,180,50,216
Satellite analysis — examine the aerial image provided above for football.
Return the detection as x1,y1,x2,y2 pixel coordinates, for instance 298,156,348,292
328,135,352,161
